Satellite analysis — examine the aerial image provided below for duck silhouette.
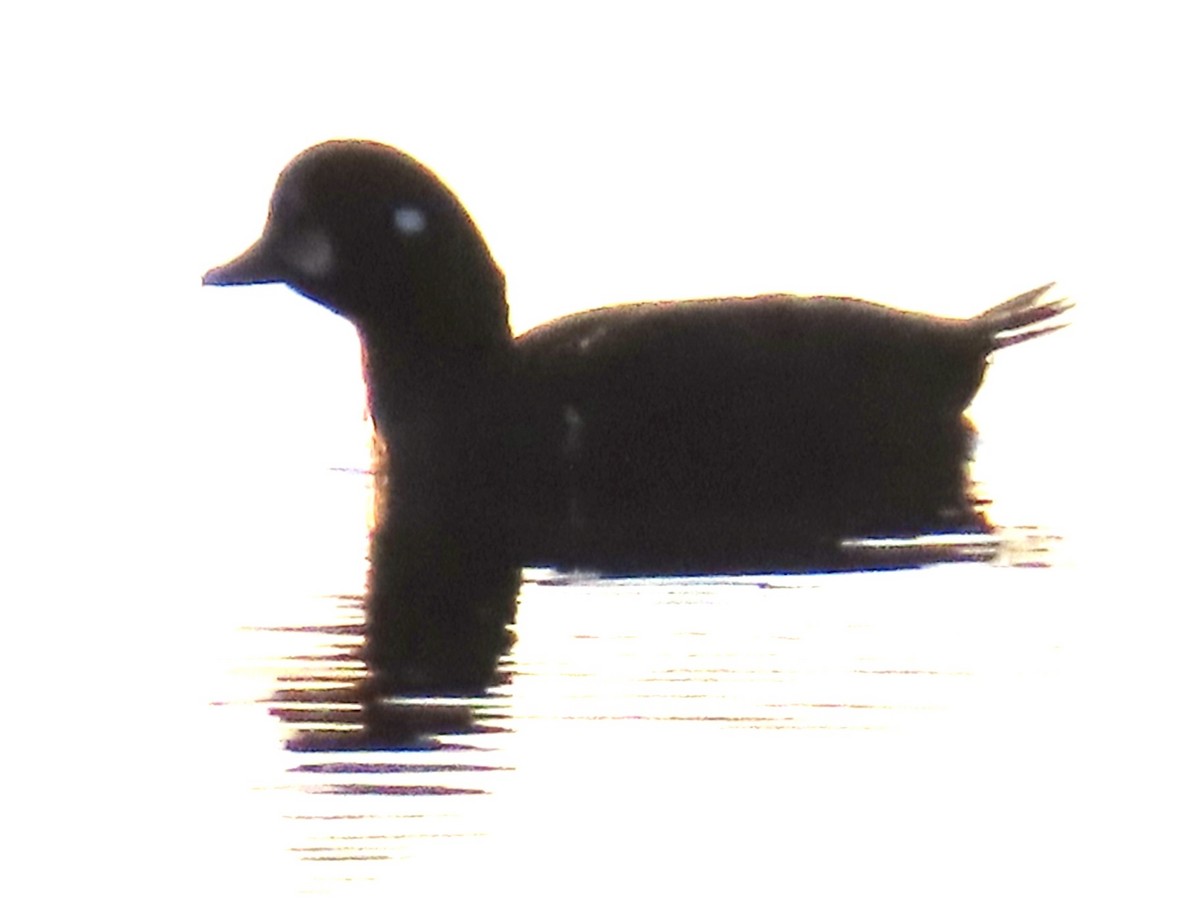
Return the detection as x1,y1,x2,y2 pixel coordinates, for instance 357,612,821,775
203,139,1069,578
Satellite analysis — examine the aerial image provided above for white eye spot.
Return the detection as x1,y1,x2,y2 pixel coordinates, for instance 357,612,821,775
282,227,335,279
393,206,427,235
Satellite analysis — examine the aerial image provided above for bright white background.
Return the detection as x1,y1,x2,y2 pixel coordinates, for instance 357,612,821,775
2,3,1196,892
5,0,1196,698
6,2,1195,561
6,3,1194,562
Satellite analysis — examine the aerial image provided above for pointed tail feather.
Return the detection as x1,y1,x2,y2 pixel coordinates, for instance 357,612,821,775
977,283,1073,350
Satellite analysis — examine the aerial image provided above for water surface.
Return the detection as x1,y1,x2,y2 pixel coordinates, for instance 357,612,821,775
11,470,1194,898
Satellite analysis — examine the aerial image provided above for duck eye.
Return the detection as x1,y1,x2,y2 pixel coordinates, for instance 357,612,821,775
392,206,427,236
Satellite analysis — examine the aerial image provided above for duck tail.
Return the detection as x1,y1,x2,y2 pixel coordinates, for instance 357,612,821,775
978,283,1073,350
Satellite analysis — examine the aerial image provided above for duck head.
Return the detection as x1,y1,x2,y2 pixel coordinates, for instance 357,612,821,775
203,140,510,352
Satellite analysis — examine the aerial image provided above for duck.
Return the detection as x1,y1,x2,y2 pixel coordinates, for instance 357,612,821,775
203,139,1070,576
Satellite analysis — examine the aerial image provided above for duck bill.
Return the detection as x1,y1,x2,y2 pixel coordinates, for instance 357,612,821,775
202,238,285,286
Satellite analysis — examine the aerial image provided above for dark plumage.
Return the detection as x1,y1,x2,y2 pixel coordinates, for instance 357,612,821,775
203,139,1070,576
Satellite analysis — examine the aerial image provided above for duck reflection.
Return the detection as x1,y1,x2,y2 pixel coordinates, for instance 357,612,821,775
250,597,508,884
261,593,514,753
204,140,1070,697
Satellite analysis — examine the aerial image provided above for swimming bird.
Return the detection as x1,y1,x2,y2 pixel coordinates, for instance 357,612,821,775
203,140,1069,575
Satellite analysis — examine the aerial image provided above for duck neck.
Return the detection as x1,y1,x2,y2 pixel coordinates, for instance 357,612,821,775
358,303,515,538
356,275,514,440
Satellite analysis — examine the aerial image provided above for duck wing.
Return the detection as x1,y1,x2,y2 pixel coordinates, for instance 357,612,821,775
506,289,1066,568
